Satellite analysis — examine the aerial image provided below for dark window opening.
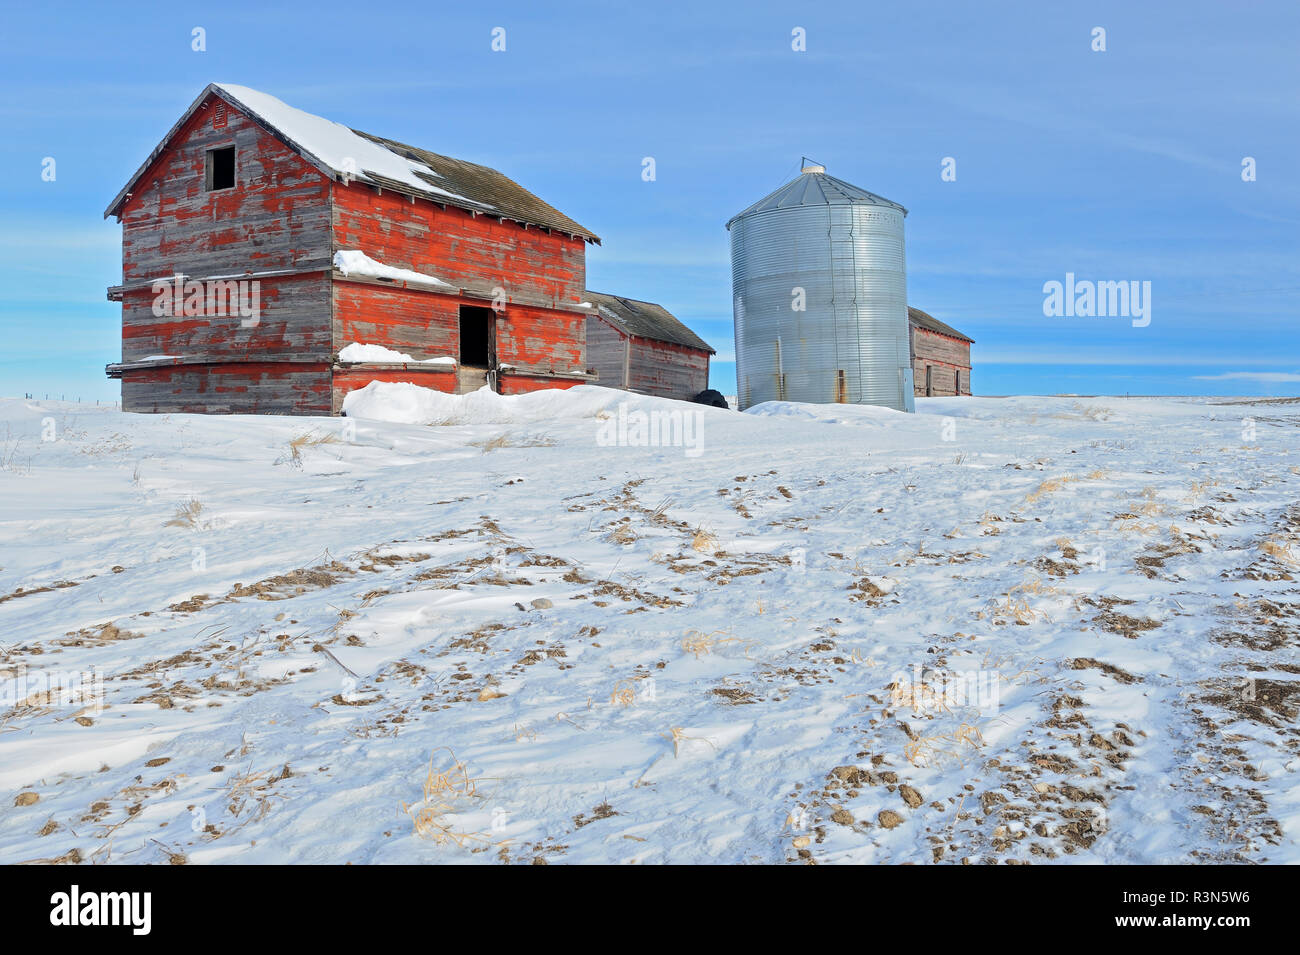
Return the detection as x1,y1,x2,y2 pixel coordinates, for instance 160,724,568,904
459,305,495,367
206,146,235,191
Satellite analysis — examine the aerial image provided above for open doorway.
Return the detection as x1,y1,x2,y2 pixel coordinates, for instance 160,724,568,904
459,305,495,367
458,305,497,394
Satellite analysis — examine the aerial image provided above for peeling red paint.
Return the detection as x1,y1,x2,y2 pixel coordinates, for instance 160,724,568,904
332,183,586,304
122,362,332,415
498,374,584,396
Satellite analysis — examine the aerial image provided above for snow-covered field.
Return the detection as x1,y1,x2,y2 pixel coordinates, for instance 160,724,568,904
1,386,1297,865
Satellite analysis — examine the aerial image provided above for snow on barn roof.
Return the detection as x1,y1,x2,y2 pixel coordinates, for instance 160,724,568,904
583,291,716,354
908,306,974,343
104,83,600,243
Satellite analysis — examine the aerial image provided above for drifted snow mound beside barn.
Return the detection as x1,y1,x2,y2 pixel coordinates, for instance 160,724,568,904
341,381,782,444
0,391,1297,865
341,381,937,452
343,382,624,426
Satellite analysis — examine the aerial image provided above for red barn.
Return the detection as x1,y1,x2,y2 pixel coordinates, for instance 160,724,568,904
909,307,974,397
104,84,710,414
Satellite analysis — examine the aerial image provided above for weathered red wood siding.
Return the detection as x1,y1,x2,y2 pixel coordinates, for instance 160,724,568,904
112,89,600,414
330,181,589,392
332,281,457,361
911,327,972,397
114,92,335,414
498,374,584,396
122,362,332,415
116,273,333,413
627,336,709,400
585,314,628,388
119,93,332,283
331,277,588,406
331,183,586,305
332,281,583,372
498,303,585,372
119,273,332,363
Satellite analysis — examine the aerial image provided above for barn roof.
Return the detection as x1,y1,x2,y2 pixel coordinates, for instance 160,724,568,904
909,306,974,343
104,83,600,243
583,292,716,354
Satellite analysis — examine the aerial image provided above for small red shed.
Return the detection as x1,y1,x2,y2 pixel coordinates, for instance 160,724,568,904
909,306,974,397
103,83,667,415
581,292,716,401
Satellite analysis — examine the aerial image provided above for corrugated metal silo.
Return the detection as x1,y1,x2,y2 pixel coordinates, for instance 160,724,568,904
727,163,915,412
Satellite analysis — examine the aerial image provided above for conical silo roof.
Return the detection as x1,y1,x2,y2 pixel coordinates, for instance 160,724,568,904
726,168,907,230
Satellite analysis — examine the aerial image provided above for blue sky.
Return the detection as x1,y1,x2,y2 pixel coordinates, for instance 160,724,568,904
2,0,1297,402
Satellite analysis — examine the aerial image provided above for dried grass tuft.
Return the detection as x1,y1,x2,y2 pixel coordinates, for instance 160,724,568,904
164,498,204,528
1261,536,1300,566
1008,576,1060,599
981,649,1045,685
282,430,340,468
690,526,717,553
1134,486,1163,516
401,748,493,847
1025,476,1078,505
989,594,1047,625
662,726,716,757
609,679,638,707
470,432,556,453
904,722,985,767
889,678,950,715
471,434,511,453
681,629,744,658
605,521,637,546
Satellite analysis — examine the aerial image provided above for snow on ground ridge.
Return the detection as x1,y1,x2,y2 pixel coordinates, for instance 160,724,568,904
0,390,1296,865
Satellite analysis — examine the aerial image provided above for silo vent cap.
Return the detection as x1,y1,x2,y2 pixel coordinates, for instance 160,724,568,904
801,163,826,174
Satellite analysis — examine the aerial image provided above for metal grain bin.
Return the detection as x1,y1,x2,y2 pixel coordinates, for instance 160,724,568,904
727,163,915,412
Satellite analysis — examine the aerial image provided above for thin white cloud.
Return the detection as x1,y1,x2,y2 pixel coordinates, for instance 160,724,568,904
1193,371,1300,383
896,77,1227,175
977,350,1288,367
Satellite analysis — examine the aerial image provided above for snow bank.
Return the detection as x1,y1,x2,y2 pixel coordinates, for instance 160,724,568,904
342,382,620,426
332,250,453,288
1,392,1296,864
745,400,912,428
746,400,908,421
